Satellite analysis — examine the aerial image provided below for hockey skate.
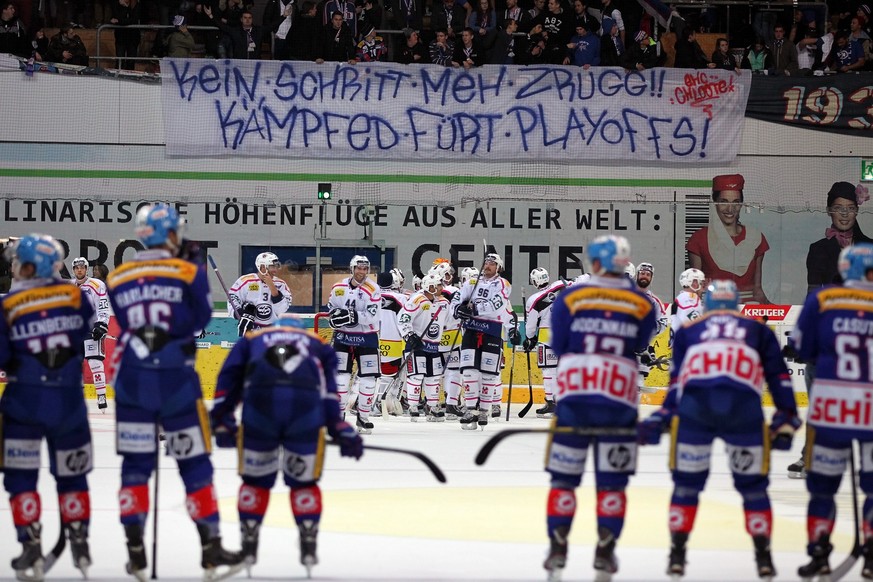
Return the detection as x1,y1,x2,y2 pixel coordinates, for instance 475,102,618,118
370,396,382,418
753,536,775,581
543,526,569,582
240,519,260,575
593,527,618,582
356,413,374,435
96,393,108,411
460,411,478,431
199,525,245,582
67,521,91,578
667,532,687,580
298,520,318,578
445,403,465,421
491,404,501,419
478,408,489,428
12,522,44,582
408,404,421,422
797,536,832,581
861,538,873,579
536,400,556,419
788,457,807,480
427,404,445,422
124,524,148,582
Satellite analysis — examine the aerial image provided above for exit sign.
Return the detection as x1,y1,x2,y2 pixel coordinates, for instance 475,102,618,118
863,160,873,182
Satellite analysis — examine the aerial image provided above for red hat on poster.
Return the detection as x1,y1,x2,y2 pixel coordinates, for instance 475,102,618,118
712,174,745,192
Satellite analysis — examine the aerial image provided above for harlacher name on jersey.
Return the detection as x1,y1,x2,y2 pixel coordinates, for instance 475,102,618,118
741,305,791,320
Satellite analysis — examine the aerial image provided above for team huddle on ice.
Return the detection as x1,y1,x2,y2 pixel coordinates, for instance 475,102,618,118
2,203,873,582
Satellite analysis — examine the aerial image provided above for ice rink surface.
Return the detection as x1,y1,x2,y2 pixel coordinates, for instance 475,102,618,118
0,402,863,582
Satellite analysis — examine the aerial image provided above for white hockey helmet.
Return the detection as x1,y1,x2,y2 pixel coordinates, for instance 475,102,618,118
389,267,405,290
679,268,706,289
71,257,89,270
255,252,280,273
625,262,636,280
484,253,504,271
350,255,370,272
420,272,442,295
530,267,549,288
412,274,422,291
432,257,454,273
460,266,479,284
637,262,654,276
429,262,452,284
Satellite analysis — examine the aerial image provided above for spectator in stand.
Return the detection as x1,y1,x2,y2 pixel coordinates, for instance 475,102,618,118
451,26,483,67
807,182,872,292
1,2,30,58
316,10,356,62
565,20,598,67
796,22,819,74
356,24,386,60
530,0,573,64
94,0,115,26
322,0,356,39
600,0,624,48
768,24,798,75
389,0,422,34
222,0,247,28
859,5,873,38
288,1,320,60
357,0,382,40
500,0,529,32
166,14,195,57
431,0,466,40
489,17,521,63
92,264,109,282
572,0,598,35
741,37,768,72
827,29,866,72
849,16,872,68
710,37,738,71
521,31,547,63
396,27,426,63
599,15,623,66
674,28,715,68
46,23,89,64
224,9,265,59
110,0,141,70
32,27,48,60
527,0,544,21
623,30,661,70
263,0,294,59
788,8,809,44
429,27,454,65
467,0,496,51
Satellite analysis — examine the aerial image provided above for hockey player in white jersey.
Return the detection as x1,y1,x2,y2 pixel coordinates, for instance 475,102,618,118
71,257,112,411
326,255,381,434
451,254,520,429
524,267,566,418
228,252,292,336
397,272,451,421
635,262,670,390
431,260,465,419
374,268,406,416
669,268,705,346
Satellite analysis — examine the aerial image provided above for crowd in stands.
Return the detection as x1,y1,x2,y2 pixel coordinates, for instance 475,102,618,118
1,0,871,72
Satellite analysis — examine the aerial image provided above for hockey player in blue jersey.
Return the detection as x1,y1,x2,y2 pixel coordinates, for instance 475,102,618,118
543,235,657,582
210,313,363,577
106,204,244,581
791,243,873,580
0,234,96,580
638,280,800,581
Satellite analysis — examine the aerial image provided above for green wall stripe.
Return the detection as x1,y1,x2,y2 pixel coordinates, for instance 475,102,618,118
0,168,710,188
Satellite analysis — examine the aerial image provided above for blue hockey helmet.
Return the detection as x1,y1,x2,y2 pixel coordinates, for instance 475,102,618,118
703,280,740,312
14,234,63,279
587,235,631,275
135,204,184,247
838,243,873,282
275,313,306,329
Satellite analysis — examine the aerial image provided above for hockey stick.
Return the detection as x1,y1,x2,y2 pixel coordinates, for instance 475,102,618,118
446,238,490,355
327,441,447,483
207,255,240,319
151,432,161,579
504,310,519,422
831,445,863,581
475,426,636,466
518,348,535,418
42,515,67,573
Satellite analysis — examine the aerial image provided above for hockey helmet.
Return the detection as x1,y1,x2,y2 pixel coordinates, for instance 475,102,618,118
679,268,706,290
350,255,370,272
460,267,479,285
275,313,306,329
587,235,631,275
838,243,873,282
412,275,422,291
484,253,504,271
390,267,405,290
625,262,637,280
255,252,280,274
71,257,89,270
14,234,64,279
135,204,184,248
637,262,654,275
377,271,394,289
429,262,452,284
703,280,740,312
432,257,454,273
530,267,549,288
420,272,442,295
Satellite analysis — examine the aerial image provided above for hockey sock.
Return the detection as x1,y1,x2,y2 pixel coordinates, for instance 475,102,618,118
336,373,351,409
462,369,481,410
237,484,270,523
405,374,423,405
119,484,149,527
668,503,698,534
290,485,323,524
186,484,220,534
542,369,556,401
424,377,441,408
88,358,106,395
59,491,91,526
11,492,41,538
596,489,627,538
546,488,576,538
443,368,462,405
482,374,501,408
356,377,376,416
744,509,772,538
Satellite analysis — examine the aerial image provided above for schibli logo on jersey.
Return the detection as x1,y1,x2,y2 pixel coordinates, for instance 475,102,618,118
555,354,637,406
808,382,873,430
678,341,764,393
742,305,791,321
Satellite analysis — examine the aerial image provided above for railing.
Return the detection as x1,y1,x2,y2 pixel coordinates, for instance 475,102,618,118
93,24,220,69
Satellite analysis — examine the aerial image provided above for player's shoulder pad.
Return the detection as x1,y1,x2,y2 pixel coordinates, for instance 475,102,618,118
107,258,198,288
360,280,378,295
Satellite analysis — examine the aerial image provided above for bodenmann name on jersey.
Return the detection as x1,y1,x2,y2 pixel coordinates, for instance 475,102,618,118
833,317,873,335
10,315,85,340
113,285,184,308
678,341,764,393
569,318,639,337
556,354,637,406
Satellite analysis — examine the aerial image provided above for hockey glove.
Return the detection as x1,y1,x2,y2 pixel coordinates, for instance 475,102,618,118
404,333,424,353
769,410,802,451
91,321,108,341
238,303,257,336
212,417,238,448
637,408,672,445
454,302,475,321
637,345,657,367
507,327,521,346
522,336,538,353
781,343,803,363
328,420,363,459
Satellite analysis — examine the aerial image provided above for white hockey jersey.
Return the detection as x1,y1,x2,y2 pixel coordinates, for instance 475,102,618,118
327,277,381,348
397,291,451,353
73,277,111,326
644,289,669,336
451,275,514,339
228,273,292,327
379,288,406,362
525,280,566,345
439,283,461,352
669,290,703,345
